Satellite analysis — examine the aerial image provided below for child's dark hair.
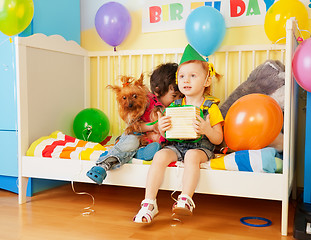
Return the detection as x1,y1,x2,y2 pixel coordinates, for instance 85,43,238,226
150,63,179,97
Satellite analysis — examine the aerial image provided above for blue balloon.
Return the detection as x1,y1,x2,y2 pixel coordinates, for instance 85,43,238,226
185,6,226,57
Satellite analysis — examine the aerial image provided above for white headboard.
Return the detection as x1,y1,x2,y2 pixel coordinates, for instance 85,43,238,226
15,34,90,155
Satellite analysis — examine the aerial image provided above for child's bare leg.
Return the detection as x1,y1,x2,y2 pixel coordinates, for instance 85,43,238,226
145,148,177,199
181,149,208,197
133,148,177,223
171,149,207,216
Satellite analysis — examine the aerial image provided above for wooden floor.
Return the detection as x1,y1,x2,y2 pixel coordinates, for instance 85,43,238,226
0,183,297,240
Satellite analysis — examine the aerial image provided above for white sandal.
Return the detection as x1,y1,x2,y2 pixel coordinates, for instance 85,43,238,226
133,199,159,224
172,194,195,216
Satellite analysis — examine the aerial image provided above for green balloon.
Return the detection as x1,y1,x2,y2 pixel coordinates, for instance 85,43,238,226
73,108,110,143
0,0,34,36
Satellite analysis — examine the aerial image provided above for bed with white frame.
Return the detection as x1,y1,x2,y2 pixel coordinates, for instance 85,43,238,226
16,18,299,235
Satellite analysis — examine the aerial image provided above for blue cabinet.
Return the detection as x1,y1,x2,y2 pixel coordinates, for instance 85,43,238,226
0,131,18,176
0,0,80,196
0,36,17,131
0,32,20,194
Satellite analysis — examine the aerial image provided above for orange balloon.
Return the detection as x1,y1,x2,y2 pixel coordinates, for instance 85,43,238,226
224,94,283,151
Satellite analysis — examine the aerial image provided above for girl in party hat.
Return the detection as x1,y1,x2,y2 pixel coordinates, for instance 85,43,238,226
133,44,224,223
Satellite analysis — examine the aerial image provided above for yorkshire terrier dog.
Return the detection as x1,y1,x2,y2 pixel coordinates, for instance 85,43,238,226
107,74,163,141
86,74,162,185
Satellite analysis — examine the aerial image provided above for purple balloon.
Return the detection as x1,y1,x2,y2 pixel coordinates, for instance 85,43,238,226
95,2,132,47
292,38,311,92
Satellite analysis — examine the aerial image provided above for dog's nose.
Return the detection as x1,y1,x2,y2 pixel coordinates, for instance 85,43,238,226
128,102,133,108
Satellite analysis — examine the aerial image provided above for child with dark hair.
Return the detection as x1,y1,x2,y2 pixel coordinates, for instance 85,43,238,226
86,63,182,185
150,63,181,104
135,63,183,145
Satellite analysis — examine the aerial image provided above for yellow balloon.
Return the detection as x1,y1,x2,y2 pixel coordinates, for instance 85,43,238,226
0,0,34,36
264,0,309,43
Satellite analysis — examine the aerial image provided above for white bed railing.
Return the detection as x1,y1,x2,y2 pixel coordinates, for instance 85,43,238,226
88,44,286,137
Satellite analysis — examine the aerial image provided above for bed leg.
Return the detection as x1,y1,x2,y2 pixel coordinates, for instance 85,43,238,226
281,199,289,236
18,177,29,204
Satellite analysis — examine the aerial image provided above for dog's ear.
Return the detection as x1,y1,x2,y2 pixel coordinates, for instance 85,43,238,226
133,73,144,87
107,85,121,94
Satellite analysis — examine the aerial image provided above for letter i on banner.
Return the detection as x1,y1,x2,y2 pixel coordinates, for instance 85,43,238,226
162,4,169,21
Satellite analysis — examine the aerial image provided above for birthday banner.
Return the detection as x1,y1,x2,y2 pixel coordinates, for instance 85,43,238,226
142,0,311,33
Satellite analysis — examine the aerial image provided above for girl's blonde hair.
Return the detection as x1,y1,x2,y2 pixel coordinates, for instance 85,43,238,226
177,60,221,95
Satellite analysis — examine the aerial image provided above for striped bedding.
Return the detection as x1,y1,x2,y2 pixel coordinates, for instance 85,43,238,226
26,131,113,161
26,131,282,173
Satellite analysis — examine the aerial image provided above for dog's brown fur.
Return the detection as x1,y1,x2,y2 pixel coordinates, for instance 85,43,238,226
107,74,153,135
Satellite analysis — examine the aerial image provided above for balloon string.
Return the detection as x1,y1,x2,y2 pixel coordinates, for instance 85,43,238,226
274,23,311,46
11,38,18,133
70,127,96,216
71,180,95,216
295,22,311,40
299,29,311,37
112,51,123,134
82,127,92,141
274,37,286,45
0,38,9,47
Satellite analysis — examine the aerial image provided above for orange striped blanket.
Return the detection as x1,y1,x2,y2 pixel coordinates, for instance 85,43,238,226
26,131,113,161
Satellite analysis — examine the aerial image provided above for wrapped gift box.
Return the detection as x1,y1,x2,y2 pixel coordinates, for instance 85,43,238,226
165,106,201,140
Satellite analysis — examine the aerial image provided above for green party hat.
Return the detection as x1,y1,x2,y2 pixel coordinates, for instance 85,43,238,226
179,44,206,65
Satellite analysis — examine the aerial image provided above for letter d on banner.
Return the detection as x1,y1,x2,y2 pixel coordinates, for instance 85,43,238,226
230,0,246,17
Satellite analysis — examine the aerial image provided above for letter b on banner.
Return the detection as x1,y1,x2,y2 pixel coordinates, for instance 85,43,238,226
150,6,161,23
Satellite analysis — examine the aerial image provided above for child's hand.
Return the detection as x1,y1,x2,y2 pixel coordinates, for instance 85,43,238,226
151,122,159,133
193,114,224,145
193,114,212,136
157,112,171,137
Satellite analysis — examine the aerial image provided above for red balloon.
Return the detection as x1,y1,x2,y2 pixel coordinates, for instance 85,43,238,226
224,94,283,151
